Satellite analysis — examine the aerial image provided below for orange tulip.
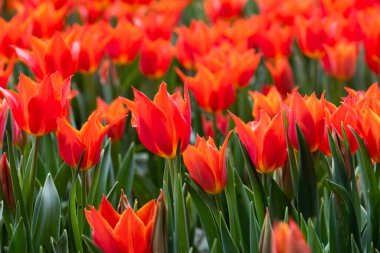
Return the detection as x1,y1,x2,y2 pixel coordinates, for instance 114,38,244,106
0,72,71,136
56,110,119,170
120,82,191,158
139,38,174,79
285,92,326,152
249,87,282,119
266,58,294,96
65,23,110,73
177,65,235,112
175,21,217,69
14,33,79,80
272,220,311,253
0,15,31,59
183,131,232,194
358,108,380,163
257,23,293,59
85,191,164,253
230,111,287,173
106,19,144,64
96,97,129,142
321,40,358,81
204,0,247,23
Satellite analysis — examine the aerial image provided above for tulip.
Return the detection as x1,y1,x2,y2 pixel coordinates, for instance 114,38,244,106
14,33,79,80
272,220,311,253
139,38,174,79
183,131,232,194
360,12,380,73
0,72,71,136
265,58,294,96
96,97,129,142
177,65,235,112
257,23,293,59
85,191,164,253
0,153,14,209
106,19,144,65
204,0,247,23
321,40,358,81
285,92,325,152
0,58,14,88
230,111,287,173
120,82,191,158
56,110,120,170
0,99,8,148
359,108,380,163
249,86,282,119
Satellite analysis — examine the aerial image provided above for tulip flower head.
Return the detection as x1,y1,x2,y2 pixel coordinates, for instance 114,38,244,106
272,220,311,253
56,110,119,170
183,131,232,194
230,111,287,173
250,86,282,119
85,191,164,253
0,72,71,136
120,82,191,158
0,153,14,209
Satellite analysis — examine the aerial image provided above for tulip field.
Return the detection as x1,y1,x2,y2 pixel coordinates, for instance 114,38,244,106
2,0,380,252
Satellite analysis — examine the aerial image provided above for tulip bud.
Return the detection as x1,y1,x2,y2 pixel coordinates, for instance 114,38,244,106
0,153,15,209
272,220,311,253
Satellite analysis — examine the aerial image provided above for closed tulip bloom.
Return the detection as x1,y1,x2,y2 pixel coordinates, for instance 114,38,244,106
0,72,71,136
0,153,14,209
56,110,118,170
231,111,287,173
120,82,191,158
265,58,294,96
204,0,247,23
85,192,164,253
321,40,358,81
272,220,311,253
359,108,380,163
257,23,293,59
285,92,325,152
139,38,174,79
177,65,235,112
96,97,129,142
183,131,232,194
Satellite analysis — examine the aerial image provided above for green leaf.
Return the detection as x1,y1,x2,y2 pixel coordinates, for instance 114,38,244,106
249,202,260,253
9,218,27,253
219,212,239,253
259,211,272,253
174,173,189,252
32,174,61,252
83,235,104,253
296,125,318,220
307,220,323,253
269,179,297,222
53,164,72,198
51,230,69,253
187,182,221,251
116,142,135,199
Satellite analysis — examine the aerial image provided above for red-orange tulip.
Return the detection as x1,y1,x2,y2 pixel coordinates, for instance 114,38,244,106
0,58,14,88
204,0,247,23
231,111,287,173
257,23,293,59
120,82,191,158
249,86,282,119
183,131,232,194
139,38,174,79
0,72,71,136
85,191,164,253
15,33,79,80
177,65,235,112
0,153,14,209
272,220,311,253
96,97,129,142
0,99,8,148
106,19,144,65
321,40,358,81
285,92,326,152
56,110,119,170
266,58,294,96
359,108,380,163
360,11,380,73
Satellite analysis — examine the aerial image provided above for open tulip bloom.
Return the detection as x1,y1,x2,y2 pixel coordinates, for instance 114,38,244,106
2,1,380,253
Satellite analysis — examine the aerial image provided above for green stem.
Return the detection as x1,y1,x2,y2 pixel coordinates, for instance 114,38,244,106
330,78,343,105
27,136,41,215
81,170,88,234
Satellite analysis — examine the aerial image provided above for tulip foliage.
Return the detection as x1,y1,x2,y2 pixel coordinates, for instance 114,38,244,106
1,1,380,253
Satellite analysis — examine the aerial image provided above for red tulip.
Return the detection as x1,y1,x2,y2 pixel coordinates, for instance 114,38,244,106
0,153,14,209
231,111,287,173
56,110,120,170
0,72,71,136
120,82,191,158
183,131,232,194
265,58,294,96
85,191,164,253
204,0,247,23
